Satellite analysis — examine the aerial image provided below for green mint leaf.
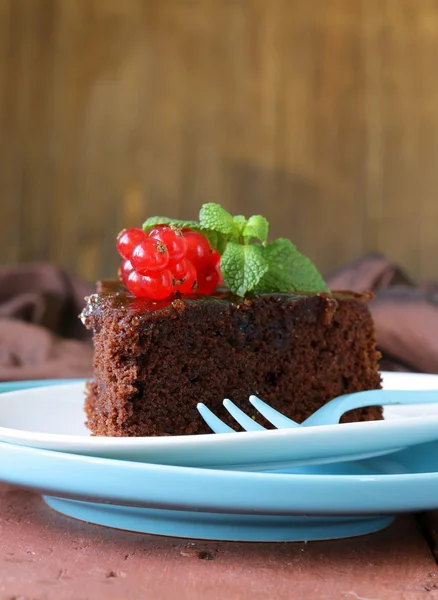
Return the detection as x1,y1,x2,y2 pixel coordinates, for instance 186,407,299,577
142,216,200,231
242,215,269,244
232,215,247,233
221,242,268,296
257,238,329,293
204,230,228,254
199,203,239,238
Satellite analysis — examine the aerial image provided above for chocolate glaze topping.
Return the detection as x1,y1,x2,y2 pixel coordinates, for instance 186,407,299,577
81,279,372,329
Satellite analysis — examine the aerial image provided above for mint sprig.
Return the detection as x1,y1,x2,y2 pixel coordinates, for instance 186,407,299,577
143,203,329,296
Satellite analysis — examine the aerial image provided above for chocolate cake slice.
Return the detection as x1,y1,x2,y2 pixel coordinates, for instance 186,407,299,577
81,283,382,437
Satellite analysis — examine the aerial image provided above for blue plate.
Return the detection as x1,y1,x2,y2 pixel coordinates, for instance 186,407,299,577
1,378,438,542
1,438,438,541
0,379,80,393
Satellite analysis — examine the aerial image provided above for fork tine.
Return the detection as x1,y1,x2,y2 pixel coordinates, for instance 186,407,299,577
249,395,300,429
223,399,266,431
196,403,235,434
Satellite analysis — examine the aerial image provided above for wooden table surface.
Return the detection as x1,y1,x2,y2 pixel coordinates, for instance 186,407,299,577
1,484,438,599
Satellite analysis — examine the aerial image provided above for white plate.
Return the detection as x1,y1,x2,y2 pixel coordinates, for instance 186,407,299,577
1,372,438,469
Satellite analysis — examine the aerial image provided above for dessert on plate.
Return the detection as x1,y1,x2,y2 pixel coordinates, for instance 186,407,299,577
81,204,381,437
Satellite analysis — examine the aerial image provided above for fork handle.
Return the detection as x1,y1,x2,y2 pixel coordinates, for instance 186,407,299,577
302,390,438,427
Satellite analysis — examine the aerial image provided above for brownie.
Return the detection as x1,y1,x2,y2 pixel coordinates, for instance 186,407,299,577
80,282,382,437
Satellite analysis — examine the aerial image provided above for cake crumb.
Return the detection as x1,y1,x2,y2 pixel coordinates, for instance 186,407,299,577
180,549,216,560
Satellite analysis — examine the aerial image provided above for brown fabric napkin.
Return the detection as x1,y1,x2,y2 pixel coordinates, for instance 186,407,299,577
0,265,94,381
326,253,438,374
1,256,437,382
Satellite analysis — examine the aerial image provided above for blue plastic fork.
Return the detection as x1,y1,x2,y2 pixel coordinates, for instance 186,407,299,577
197,389,438,434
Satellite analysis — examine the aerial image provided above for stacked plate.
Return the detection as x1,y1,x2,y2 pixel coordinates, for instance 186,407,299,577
1,372,438,542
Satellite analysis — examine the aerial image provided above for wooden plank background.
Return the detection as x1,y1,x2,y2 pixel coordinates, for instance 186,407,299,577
1,0,438,282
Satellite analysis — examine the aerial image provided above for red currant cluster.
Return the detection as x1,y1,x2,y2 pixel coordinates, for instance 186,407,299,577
116,225,222,300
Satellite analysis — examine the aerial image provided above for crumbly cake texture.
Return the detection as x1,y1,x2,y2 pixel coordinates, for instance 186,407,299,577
81,284,382,437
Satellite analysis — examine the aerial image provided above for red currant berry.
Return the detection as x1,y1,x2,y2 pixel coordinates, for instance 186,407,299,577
210,249,220,269
197,263,219,295
126,269,173,300
131,238,169,275
118,259,134,285
116,228,147,260
148,225,187,261
210,249,223,284
183,230,211,270
169,259,197,294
